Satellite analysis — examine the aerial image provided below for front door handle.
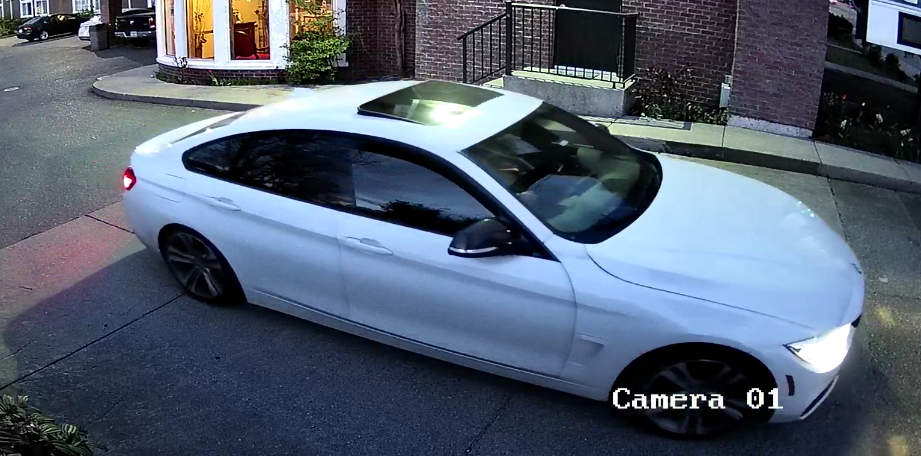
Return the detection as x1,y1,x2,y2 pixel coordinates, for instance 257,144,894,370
342,237,393,256
203,196,241,211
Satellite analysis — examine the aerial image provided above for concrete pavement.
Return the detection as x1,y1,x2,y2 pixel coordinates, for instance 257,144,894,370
92,64,921,196
2,156,921,455
0,36,227,250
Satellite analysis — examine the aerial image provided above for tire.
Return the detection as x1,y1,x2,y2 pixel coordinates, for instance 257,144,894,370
614,349,775,439
130,38,150,47
39,30,49,40
159,227,244,305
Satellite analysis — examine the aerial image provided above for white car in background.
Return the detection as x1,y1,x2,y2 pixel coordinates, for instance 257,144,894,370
77,14,101,40
121,80,865,438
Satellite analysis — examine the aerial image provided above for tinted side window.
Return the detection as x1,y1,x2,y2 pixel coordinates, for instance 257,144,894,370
349,149,495,236
184,131,356,209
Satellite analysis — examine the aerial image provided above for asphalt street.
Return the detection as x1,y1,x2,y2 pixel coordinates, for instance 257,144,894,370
0,35,225,249
1,33,921,456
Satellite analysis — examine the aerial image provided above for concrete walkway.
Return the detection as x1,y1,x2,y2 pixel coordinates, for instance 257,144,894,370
93,64,921,194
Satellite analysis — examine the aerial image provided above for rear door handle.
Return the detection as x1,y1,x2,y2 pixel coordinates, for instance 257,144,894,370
342,237,393,256
203,196,241,211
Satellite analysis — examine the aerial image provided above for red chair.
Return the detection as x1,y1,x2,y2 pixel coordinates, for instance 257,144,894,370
233,31,270,60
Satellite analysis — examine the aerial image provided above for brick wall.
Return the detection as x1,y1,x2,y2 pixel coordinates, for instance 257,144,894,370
415,0,555,82
341,0,416,80
729,0,827,131
157,63,287,84
622,0,737,105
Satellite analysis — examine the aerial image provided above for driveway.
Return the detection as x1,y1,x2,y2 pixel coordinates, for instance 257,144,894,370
0,156,919,455
0,35,225,250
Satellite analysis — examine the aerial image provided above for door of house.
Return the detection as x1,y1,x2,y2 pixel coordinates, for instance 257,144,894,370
553,0,623,76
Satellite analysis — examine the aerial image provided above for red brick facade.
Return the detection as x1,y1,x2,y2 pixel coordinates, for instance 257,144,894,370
622,0,737,106
729,0,828,131
157,63,287,84
339,0,417,80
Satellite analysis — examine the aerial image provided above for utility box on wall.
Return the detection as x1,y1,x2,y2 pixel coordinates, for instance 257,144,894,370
867,0,921,53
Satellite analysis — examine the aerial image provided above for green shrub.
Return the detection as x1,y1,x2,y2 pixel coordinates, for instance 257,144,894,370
815,92,920,164
828,13,854,42
632,65,728,125
0,395,105,456
284,0,350,85
867,45,884,67
0,18,26,37
75,8,96,21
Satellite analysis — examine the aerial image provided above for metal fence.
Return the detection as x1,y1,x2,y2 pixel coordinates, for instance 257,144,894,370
459,2,638,88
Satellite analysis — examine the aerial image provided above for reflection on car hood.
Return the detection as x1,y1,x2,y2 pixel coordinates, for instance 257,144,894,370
585,156,863,331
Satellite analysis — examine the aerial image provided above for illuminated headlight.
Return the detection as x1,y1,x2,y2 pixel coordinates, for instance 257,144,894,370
785,324,854,373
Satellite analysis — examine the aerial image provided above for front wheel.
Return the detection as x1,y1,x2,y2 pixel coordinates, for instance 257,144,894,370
616,354,775,438
39,30,49,40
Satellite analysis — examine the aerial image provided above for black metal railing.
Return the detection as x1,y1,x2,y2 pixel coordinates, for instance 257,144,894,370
459,1,638,87
458,12,508,85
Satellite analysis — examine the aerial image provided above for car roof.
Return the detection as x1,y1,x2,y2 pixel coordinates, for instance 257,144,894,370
225,80,543,155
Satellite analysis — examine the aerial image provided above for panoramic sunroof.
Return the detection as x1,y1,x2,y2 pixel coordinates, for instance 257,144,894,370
357,80,503,126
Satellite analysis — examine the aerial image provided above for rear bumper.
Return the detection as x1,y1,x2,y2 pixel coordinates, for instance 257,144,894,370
115,30,153,39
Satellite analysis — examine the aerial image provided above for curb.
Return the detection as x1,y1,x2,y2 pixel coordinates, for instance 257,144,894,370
91,83,260,112
89,81,921,195
615,136,921,195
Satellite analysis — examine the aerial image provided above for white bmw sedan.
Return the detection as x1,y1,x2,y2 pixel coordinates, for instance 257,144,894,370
122,80,864,438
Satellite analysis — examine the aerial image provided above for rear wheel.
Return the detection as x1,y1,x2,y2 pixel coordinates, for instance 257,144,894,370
159,227,243,305
39,30,49,40
616,351,775,438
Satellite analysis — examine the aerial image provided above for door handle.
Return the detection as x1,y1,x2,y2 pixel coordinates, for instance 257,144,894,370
203,196,241,211
342,237,393,256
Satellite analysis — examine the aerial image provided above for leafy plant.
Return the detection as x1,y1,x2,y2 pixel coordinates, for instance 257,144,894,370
285,0,350,85
632,65,728,125
0,19,26,37
867,45,883,67
75,8,96,21
0,395,105,456
815,92,920,164
827,13,854,42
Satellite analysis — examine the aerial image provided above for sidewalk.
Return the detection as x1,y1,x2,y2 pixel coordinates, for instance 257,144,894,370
94,65,921,194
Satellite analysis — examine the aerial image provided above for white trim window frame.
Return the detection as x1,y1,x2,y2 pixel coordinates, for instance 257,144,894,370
333,0,346,66
20,0,34,18
34,0,47,15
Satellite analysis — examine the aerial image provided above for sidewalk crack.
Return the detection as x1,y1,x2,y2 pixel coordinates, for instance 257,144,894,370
462,392,515,455
0,292,184,392
84,215,133,234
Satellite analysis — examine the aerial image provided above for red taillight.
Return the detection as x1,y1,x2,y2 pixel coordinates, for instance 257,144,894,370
123,167,136,191
149,17,155,27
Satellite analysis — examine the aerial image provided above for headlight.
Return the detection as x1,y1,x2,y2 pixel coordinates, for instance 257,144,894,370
785,324,854,373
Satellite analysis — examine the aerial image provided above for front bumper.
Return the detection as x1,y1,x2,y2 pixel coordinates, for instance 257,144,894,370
16,33,35,40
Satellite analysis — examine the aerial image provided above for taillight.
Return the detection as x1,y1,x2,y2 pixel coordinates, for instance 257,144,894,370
123,167,136,191
149,17,155,27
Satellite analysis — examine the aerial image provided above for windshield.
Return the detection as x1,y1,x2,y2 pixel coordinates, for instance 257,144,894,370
460,103,662,244
24,17,45,25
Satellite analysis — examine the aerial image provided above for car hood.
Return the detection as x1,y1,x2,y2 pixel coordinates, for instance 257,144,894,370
586,156,863,331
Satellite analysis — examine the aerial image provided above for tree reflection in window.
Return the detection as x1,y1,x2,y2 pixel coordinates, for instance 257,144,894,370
186,131,360,209
350,152,494,236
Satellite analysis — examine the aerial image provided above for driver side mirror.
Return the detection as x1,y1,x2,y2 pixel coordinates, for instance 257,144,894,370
448,219,515,258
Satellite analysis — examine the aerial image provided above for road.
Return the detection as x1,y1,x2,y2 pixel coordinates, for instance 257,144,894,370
0,35,224,249
0,162,919,455
1,33,921,456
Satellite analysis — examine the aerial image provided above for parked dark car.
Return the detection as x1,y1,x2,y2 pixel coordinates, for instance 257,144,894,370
16,14,81,42
115,7,156,46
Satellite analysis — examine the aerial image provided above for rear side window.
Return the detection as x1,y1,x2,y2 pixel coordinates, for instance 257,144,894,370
183,130,356,209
